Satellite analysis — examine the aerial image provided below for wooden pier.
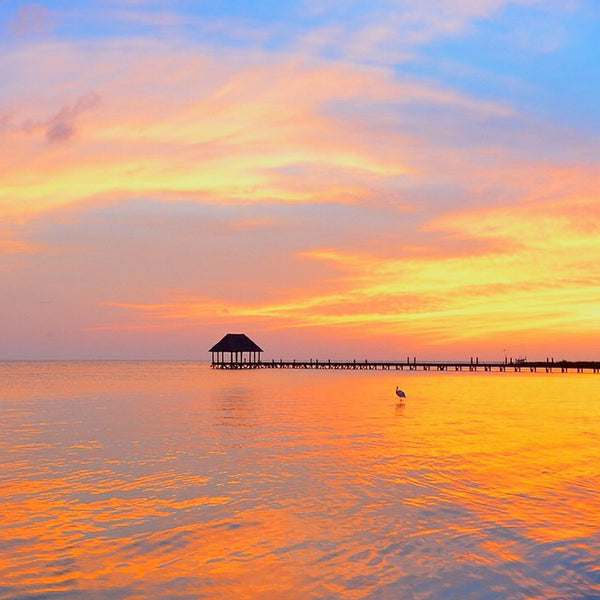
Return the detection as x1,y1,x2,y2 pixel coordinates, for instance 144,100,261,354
211,358,600,373
208,335,600,374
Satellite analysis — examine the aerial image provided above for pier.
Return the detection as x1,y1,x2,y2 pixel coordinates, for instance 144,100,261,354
211,358,600,373
209,334,600,374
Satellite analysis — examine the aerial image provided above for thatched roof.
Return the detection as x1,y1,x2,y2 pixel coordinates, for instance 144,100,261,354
209,333,263,353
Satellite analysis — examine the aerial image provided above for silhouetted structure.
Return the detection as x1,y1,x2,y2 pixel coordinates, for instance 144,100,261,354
209,333,600,373
210,333,263,368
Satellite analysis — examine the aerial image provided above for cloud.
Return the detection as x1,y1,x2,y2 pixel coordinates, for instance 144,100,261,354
80,173,600,354
296,0,543,64
0,34,530,221
44,92,102,143
7,3,54,36
0,90,101,144
2,2,598,358
46,120,75,143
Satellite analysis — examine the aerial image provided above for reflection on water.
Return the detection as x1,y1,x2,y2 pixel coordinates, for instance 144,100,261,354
1,361,599,599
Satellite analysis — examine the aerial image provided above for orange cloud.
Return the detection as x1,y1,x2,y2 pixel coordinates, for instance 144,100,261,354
1,37,518,220
96,180,600,357
2,11,598,360
0,237,38,255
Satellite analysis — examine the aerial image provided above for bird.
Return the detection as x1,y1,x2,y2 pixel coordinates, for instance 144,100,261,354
395,386,406,399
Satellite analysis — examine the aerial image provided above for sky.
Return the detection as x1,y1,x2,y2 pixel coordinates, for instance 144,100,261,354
1,0,599,361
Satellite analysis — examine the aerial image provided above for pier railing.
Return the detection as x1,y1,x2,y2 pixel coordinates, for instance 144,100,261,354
210,358,600,373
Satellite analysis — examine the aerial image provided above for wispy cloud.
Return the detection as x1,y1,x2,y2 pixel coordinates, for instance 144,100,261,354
6,3,54,36
0,34,529,221
89,179,600,355
296,0,551,64
1,0,598,358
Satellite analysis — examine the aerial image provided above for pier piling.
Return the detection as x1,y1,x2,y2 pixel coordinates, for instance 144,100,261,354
210,358,600,373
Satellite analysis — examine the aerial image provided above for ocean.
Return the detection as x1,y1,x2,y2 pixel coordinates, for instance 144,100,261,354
1,361,599,599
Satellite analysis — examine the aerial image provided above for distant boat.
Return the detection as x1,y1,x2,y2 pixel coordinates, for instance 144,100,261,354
395,386,406,399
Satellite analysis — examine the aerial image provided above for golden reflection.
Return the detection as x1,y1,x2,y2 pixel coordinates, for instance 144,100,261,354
1,363,599,598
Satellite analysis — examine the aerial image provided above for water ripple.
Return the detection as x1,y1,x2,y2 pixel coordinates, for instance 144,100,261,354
1,363,599,599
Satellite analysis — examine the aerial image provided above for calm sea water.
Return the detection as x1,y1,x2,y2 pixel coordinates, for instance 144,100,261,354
1,361,599,600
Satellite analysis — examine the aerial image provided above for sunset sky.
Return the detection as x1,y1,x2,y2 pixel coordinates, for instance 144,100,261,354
1,0,599,360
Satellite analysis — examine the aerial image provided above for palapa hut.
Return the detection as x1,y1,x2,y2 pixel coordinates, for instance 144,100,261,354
209,333,263,368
